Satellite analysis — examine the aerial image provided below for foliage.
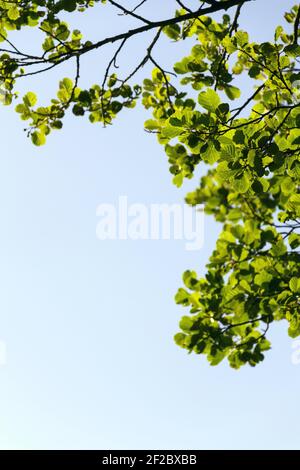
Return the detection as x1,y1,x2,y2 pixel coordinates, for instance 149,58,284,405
1,0,300,368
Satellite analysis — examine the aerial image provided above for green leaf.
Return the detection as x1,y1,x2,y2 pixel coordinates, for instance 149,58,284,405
201,141,219,164
31,131,46,146
235,31,249,47
57,78,74,102
173,173,183,187
289,277,300,293
179,316,194,332
23,92,37,107
144,119,160,131
289,233,300,249
8,6,20,20
198,89,220,112
232,173,250,193
255,272,273,286
224,85,241,100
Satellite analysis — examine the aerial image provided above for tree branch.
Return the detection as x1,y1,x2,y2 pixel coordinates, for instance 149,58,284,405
294,5,300,44
54,0,255,64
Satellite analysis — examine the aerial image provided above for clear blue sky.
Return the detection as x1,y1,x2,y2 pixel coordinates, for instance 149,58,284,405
0,0,299,450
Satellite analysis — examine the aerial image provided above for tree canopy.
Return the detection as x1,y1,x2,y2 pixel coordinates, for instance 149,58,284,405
1,0,300,368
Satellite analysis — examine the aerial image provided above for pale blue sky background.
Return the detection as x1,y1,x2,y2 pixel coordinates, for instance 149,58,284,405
0,0,299,450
